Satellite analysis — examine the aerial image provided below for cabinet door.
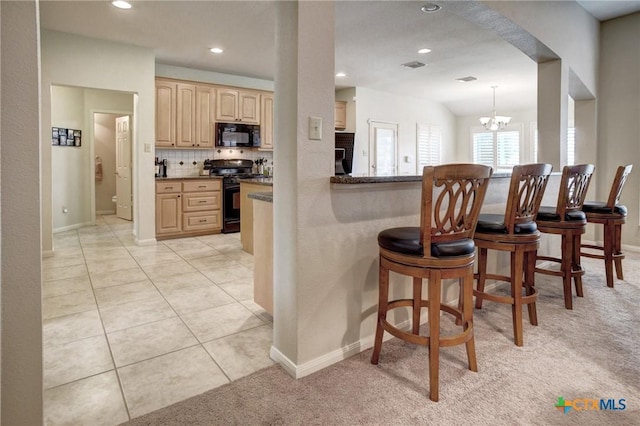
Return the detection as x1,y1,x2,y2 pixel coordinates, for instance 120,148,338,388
334,101,347,130
183,211,222,232
195,86,215,148
260,93,274,150
216,88,239,122
155,80,176,147
176,83,196,147
238,91,260,124
156,193,181,235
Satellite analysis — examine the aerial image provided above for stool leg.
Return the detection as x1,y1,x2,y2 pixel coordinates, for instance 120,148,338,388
428,271,441,402
475,247,488,309
561,234,573,310
371,258,389,365
573,233,584,297
604,221,615,287
614,223,624,280
413,277,422,335
524,250,538,326
511,250,524,347
462,270,478,373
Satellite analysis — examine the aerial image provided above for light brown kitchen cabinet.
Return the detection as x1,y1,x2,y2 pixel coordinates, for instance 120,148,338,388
156,179,222,239
215,88,260,124
155,182,182,235
335,101,347,130
156,78,215,148
240,181,273,254
155,80,177,147
260,93,274,151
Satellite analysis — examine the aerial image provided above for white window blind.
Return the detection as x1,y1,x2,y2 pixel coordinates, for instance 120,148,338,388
567,127,575,165
416,123,441,170
472,126,521,172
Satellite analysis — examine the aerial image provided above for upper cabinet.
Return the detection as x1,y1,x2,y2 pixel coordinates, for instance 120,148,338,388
155,80,177,147
155,78,215,148
334,101,347,130
260,93,274,151
216,88,260,124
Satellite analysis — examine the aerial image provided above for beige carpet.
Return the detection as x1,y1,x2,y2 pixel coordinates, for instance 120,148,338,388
123,253,640,425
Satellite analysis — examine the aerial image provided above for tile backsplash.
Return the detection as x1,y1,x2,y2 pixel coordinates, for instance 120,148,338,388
156,148,274,177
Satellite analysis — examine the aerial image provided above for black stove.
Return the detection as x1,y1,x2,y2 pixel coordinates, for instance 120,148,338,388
209,159,258,233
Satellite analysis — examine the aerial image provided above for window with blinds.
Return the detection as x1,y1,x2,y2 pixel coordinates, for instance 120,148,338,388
472,126,521,172
416,123,441,171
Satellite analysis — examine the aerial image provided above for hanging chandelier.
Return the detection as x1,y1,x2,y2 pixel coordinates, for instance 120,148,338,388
479,86,511,131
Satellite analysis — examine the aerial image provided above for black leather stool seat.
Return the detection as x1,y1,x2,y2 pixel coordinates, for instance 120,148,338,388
582,201,627,216
378,227,475,257
476,213,538,234
537,206,586,222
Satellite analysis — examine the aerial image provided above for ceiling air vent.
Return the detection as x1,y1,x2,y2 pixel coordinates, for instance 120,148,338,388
402,61,426,69
456,76,478,82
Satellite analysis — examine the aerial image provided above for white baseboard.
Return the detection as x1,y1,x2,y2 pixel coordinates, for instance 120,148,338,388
53,222,93,233
42,250,55,259
135,237,157,246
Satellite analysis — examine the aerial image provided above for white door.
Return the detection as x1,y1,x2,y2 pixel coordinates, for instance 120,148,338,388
116,116,132,220
369,121,398,176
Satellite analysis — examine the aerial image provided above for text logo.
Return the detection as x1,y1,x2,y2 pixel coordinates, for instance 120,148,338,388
555,396,626,414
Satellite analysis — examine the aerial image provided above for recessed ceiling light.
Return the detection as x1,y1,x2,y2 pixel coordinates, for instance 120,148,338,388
417,48,432,54
112,1,132,9
336,72,347,78
421,3,441,13
209,47,224,54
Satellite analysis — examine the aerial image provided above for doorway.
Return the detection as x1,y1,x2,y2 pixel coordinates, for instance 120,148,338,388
369,120,398,176
94,113,132,220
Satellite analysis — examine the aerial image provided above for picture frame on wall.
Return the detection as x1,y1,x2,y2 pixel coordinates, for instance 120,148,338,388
52,127,82,147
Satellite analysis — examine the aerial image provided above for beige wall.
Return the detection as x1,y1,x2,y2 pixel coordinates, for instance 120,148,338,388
598,13,640,246
0,1,43,424
41,30,156,251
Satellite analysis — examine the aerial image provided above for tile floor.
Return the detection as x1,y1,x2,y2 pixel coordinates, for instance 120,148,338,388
43,215,274,425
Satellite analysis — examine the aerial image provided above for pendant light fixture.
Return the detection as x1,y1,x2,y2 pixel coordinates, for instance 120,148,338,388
479,86,511,131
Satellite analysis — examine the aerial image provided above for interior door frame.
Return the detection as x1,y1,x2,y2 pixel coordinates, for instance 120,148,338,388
90,108,134,225
368,119,399,176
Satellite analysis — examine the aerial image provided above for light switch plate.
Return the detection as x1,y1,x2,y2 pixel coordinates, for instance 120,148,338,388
309,116,322,140
144,143,152,152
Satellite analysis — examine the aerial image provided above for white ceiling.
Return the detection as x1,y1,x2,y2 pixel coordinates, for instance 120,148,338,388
39,1,640,117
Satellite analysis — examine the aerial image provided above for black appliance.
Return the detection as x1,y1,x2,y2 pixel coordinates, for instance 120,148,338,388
209,159,261,233
335,132,355,175
215,123,261,148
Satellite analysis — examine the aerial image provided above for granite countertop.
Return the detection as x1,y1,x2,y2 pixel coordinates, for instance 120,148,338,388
155,175,223,180
330,171,514,184
248,191,273,203
239,177,273,186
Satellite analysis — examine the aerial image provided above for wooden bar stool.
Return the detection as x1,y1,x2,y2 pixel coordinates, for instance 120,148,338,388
371,164,493,402
535,164,595,310
473,163,552,346
581,164,633,288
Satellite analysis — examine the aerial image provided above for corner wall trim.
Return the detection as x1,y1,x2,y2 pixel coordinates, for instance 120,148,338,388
134,237,157,246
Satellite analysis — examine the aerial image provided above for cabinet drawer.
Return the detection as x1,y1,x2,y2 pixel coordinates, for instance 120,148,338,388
183,211,221,232
156,181,182,194
182,180,221,192
182,192,221,212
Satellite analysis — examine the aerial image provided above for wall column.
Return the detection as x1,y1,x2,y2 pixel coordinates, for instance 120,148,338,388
538,59,569,170
272,0,335,373
1,0,44,424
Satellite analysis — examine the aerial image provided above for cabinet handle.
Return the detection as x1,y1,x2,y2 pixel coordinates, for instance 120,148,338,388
178,195,181,198
164,186,174,190
199,219,207,223
198,200,207,203
198,185,206,188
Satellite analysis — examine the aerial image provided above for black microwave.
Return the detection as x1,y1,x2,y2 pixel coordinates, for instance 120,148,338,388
215,123,261,147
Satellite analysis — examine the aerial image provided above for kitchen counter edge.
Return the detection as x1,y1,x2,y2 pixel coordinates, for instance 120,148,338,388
155,176,223,180
239,177,273,186
248,192,273,203
330,172,519,185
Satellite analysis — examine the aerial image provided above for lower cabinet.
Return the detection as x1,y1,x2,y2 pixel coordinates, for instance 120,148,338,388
156,179,222,239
